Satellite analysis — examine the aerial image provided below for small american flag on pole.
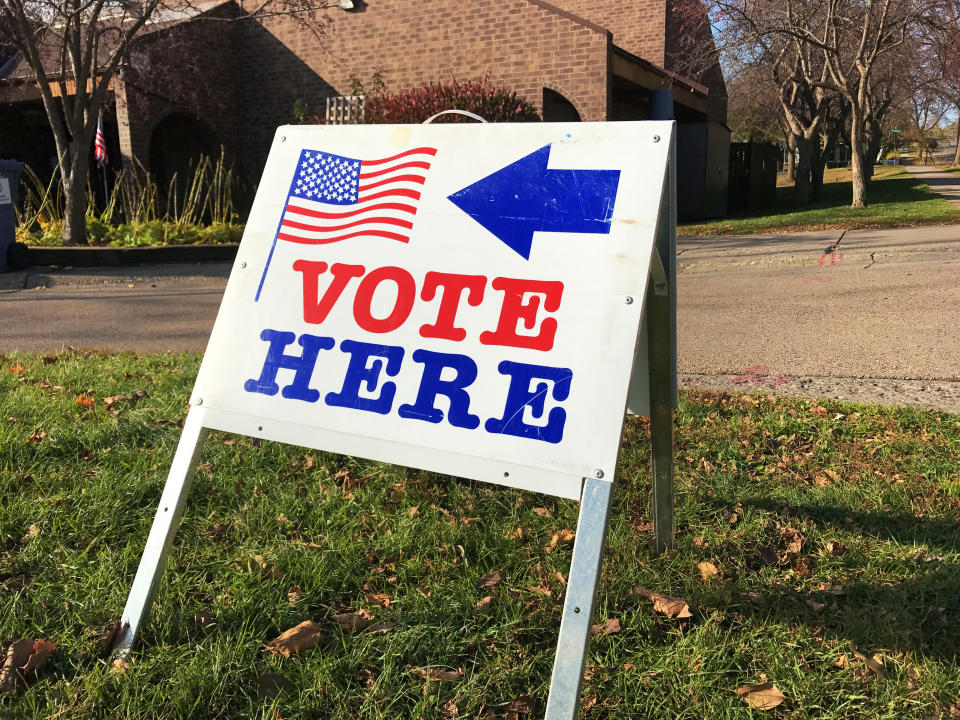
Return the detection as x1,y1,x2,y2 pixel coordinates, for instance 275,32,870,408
277,146,438,245
94,113,108,168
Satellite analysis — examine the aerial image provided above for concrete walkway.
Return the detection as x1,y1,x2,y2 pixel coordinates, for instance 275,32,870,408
905,165,960,208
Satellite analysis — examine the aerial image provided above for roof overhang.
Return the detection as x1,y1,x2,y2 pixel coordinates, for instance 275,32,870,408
611,46,709,116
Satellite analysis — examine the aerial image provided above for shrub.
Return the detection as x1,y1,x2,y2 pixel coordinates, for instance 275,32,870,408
364,80,540,124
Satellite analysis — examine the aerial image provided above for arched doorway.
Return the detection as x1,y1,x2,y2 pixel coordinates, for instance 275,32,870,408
542,88,581,122
149,113,219,201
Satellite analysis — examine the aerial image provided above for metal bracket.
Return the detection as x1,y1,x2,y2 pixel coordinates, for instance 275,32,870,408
544,477,614,719
111,406,208,658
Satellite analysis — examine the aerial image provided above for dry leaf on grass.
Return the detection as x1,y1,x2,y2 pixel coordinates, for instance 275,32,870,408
476,596,495,614
783,527,804,554
365,592,392,609
263,620,323,658
698,561,719,580
441,699,459,717
27,428,46,443
591,618,621,636
8,363,24,374
805,599,827,613
287,586,303,605
852,650,885,676
632,586,693,618
736,682,786,710
331,608,372,633
477,570,502,590
75,394,96,408
826,540,848,556
532,507,551,517
545,529,575,553
21,524,39,543
408,506,419,518
834,653,850,669
0,639,56,695
506,696,536,718
103,390,148,407
410,666,464,681
581,695,598,711
110,657,130,674
906,664,920,689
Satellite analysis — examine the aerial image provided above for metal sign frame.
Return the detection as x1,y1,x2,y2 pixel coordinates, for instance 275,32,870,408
111,124,677,720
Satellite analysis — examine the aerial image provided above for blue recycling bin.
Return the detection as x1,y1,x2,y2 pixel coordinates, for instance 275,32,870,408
0,159,24,272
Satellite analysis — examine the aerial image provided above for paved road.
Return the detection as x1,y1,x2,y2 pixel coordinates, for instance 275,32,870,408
905,165,960,208
2,224,959,411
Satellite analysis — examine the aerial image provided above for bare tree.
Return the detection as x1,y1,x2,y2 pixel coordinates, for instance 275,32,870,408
0,0,168,244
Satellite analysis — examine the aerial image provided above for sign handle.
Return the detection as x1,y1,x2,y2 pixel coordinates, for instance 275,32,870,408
543,477,614,719
111,406,209,658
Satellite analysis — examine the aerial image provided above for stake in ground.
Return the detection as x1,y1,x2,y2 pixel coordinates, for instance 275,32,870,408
2,352,958,718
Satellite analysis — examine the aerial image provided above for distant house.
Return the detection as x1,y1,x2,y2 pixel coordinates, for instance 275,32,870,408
0,0,729,218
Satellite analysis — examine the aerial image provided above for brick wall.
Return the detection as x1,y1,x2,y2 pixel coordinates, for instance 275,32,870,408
550,0,668,65
233,0,612,177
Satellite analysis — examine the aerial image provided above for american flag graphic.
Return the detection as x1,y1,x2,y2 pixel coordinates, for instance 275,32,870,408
94,114,108,168
276,146,438,245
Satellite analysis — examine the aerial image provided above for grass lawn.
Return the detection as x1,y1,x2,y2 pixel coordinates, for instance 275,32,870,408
680,166,960,236
2,352,959,719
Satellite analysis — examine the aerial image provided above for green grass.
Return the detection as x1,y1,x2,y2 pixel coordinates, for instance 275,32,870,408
681,166,960,236
2,352,959,719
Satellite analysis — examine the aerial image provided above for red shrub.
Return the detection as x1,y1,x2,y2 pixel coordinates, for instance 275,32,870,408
364,80,540,124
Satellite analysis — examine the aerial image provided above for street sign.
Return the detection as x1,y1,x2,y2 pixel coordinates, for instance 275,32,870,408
114,121,677,720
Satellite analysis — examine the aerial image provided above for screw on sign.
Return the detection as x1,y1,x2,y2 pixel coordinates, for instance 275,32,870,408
112,122,677,720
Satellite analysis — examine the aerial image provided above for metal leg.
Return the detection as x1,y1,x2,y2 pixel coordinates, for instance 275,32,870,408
544,477,614,720
647,270,674,553
112,406,208,658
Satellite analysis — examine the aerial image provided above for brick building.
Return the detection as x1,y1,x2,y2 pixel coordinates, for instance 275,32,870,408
0,0,729,218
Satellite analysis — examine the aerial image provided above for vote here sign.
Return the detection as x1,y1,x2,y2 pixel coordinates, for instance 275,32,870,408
192,122,672,500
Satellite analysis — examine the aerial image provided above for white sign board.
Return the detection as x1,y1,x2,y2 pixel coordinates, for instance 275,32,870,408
193,122,671,499
0,177,11,205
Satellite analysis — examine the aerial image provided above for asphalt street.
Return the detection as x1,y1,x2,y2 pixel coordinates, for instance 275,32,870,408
2,224,959,411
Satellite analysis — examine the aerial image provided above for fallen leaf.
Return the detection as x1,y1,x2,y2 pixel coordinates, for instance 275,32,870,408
623,662,636,671
110,657,130,674
591,618,621,636
906,664,919,689
303,456,314,471
366,592,392,609
783,527,804,554
442,699,459,717
810,405,828,417
632,586,692,618
263,620,323,658
262,565,284,581
287,586,303,605
477,570,502,590
506,696,536,718
852,650,884,676
27,428,46,443
546,528,575,553
8,363,24,374
834,653,850,669
532,507,551,517
825,540,847,556
0,639,56,694
736,682,786,710
814,474,831,487
21,524,39,543
476,596,495,614
102,390,148,407
805,599,827,613
698,561,719,580
75,394,96,408
411,666,464,681
408,506,419,518
331,608,372,633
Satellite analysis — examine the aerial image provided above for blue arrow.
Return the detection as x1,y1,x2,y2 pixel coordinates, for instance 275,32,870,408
447,144,620,260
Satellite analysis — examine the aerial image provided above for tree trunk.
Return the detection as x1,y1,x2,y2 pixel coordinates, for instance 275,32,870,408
811,155,826,201
786,133,797,179
61,152,90,245
849,117,867,209
953,120,960,166
865,117,882,181
794,135,812,208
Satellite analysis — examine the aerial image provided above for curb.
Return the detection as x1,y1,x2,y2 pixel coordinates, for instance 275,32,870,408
9,243,239,268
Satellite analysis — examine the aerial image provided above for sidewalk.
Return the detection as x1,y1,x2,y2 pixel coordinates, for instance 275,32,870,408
905,165,960,208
